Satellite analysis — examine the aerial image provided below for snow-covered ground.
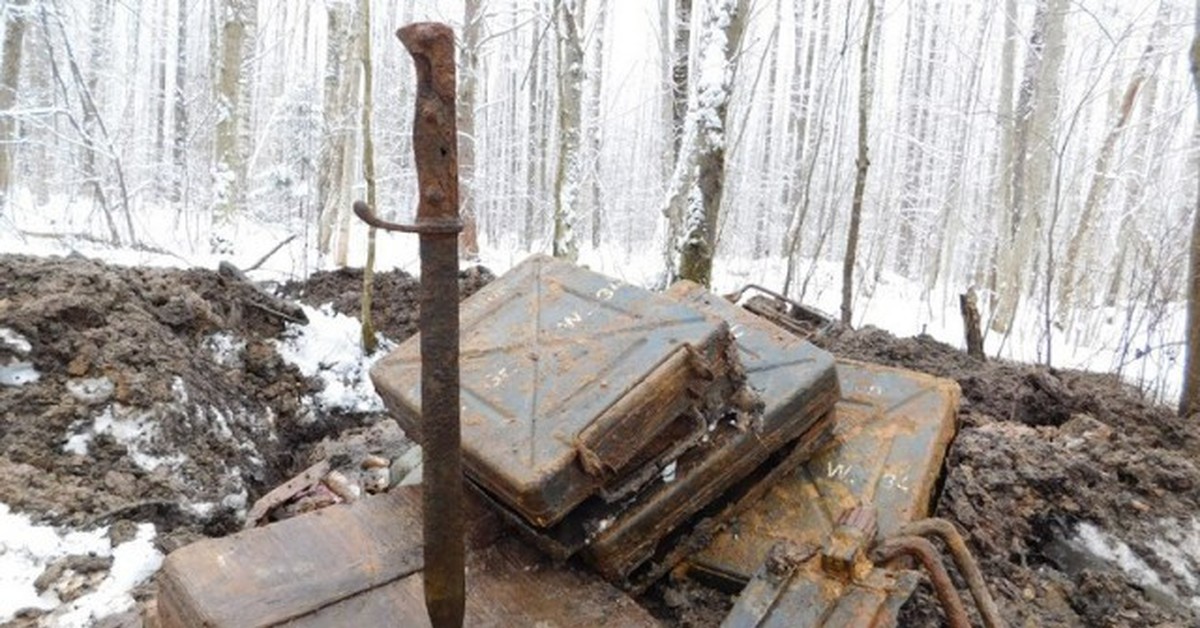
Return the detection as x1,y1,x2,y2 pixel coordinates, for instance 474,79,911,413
0,505,161,626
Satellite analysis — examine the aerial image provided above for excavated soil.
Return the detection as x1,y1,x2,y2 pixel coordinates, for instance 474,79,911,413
280,265,494,342
814,327,1200,627
4,253,1199,627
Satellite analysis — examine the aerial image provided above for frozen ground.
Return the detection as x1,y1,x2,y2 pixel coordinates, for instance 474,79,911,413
0,196,1193,625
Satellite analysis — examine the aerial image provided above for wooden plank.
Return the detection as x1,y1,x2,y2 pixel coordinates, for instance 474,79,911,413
283,537,658,627
156,486,500,628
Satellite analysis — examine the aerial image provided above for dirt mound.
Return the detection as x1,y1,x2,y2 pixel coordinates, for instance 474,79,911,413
813,326,1200,626
281,265,494,342
6,254,1196,626
0,254,330,544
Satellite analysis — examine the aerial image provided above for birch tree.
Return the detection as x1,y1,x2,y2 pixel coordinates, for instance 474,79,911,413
553,0,583,262
671,0,747,287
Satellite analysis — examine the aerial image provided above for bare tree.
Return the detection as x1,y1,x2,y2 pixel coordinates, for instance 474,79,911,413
661,0,693,276
359,0,378,354
674,0,747,287
211,0,257,249
459,0,482,259
0,0,29,214
842,0,877,325
1057,2,1170,322
553,0,584,261
317,1,354,260
992,0,1068,335
170,0,190,203
587,0,607,248
1180,2,1200,417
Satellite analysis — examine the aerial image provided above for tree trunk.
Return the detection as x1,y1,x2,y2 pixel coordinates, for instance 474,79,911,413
1180,2,1200,417
359,0,378,354
553,0,584,262
212,0,256,249
960,289,985,360
676,0,746,288
988,0,1018,315
170,0,189,203
0,0,29,214
780,0,824,295
317,1,353,258
662,0,693,277
1056,2,1168,322
841,0,876,326
992,0,1067,334
459,0,482,259
587,0,607,249
523,2,545,249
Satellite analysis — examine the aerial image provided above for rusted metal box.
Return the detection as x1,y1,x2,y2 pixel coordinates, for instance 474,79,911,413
689,360,959,587
462,280,839,588
721,545,919,628
371,254,739,528
155,487,657,627
585,281,839,584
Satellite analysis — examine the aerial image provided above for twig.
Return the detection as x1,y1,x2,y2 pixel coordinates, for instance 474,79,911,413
243,234,296,272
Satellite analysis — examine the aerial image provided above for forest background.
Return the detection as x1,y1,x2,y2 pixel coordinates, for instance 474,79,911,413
0,0,1196,404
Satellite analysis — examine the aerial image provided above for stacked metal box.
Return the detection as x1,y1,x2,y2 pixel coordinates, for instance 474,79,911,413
371,255,841,586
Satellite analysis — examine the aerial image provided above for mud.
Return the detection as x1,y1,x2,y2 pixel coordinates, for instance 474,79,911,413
280,264,494,342
5,253,1199,627
815,327,1200,627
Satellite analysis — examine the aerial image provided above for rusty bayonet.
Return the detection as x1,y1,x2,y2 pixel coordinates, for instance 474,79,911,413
355,22,464,628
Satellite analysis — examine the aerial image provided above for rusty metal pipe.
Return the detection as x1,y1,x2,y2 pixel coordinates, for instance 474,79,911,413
873,536,972,628
901,518,1006,628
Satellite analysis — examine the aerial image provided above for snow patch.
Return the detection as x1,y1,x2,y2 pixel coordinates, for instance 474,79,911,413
48,523,163,628
1076,522,1165,590
661,461,678,483
205,331,246,368
1074,521,1191,608
274,304,393,414
0,504,160,625
1148,518,1200,598
0,327,32,353
60,405,187,472
0,361,40,386
66,377,115,405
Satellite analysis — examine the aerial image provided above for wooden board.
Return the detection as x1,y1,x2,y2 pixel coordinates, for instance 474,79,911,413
283,537,657,627
157,486,655,627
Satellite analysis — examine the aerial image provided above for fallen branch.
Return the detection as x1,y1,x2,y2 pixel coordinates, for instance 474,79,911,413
243,234,297,273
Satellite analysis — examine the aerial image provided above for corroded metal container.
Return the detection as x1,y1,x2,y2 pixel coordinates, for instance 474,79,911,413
689,360,960,586
372,254,739,527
